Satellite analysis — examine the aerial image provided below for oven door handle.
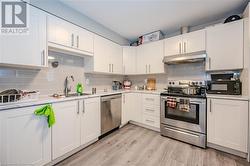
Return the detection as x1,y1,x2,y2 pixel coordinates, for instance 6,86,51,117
165,127,200,138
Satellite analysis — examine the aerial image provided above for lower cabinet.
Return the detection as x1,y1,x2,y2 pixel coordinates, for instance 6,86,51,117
80,97,101,145
122,93,142,124
0,105,51,166
52,97,101,160
122,93,160,129
207,98,248,153
52,100,81,160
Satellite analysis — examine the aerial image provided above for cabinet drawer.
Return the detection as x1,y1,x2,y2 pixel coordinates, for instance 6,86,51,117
143,105,160,117
142,94,160,106
142,114,160,128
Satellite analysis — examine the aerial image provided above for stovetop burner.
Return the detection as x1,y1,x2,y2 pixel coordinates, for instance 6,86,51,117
161,80,207,98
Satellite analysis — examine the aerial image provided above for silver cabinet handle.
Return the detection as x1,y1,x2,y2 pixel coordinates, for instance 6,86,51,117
145,108,155,112
146,65,148,73
76,35,79,48
209,57,211,70
123,94,125,104
41,50,45,66
71,34,74,47
179,42,182,54
145,98,154,101
77,101,80,114
123,65,125,74
149,64,151,73
112,64,114,73
210,99,212,112
82,100,85,113
146,119,155,123
184,42,186,53
109,64,111,72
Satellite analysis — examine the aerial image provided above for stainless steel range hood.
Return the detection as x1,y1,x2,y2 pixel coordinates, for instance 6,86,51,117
163,51,207,65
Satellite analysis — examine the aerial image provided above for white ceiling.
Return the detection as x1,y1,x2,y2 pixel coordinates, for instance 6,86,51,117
59,0,247,41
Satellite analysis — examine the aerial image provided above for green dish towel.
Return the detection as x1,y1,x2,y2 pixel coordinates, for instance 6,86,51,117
34,104,55,128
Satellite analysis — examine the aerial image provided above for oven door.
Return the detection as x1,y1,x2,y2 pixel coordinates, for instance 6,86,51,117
160,96,206,134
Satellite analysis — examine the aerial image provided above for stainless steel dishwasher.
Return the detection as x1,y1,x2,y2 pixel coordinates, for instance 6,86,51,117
101,94,122,135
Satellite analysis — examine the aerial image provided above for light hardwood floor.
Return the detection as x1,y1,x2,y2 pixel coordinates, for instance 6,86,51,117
57,124,250,166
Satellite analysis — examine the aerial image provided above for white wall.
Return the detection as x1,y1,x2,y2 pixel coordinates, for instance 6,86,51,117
28,0,130,45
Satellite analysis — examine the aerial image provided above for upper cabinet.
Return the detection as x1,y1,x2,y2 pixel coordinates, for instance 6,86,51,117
164,29,205,56
206,19,244,71
85,35,122,74
0,5,47,68
122,46,137,75
47,16,94,56
137,40,165,74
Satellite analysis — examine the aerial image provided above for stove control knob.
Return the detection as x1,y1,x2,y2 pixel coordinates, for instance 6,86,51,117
169,82,171,85
172,82,175,85
199,81,202,85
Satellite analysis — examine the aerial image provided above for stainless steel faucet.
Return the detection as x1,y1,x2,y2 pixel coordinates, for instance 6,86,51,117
64,75,74,96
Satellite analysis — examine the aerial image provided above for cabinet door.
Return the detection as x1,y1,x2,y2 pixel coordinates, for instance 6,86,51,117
206,20,244,71
164,35,183,56
52,101,81,159
136,45,148,74
137,41,165,74
207,98,248,152
81,97,101,145
0,5,47,67
147,40,165,74
0,106,51,166
122,94,131,125
183,29,205,53
47,16,72,48
122,46,137,75
123,93,142,123
110,42,123,74
93,35,112,73
75,27,94,54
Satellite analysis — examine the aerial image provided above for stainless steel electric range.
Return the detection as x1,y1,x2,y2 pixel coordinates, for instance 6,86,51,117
160,80,207,148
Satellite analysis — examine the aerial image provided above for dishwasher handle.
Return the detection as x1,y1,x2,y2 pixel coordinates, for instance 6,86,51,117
101,94,122,102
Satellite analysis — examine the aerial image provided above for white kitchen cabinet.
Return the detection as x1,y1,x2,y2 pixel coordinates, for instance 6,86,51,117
86,35,122,74
80,97,101,145
0,105,51,166
182,30,206,53
164,35,183,56
122,46,137,75
52,101,81,160
207,98,248,153
0,5,47,67
164,29,205,56
122,93,142,124
137,40,165,74
142,94,160,129
47,15,94,56
206,19,244,71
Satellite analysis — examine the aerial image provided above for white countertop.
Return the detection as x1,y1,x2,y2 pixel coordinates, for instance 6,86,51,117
206,94,249,101
0,89,162,111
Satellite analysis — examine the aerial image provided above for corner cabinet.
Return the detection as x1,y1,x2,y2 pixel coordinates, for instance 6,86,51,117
85,35,123,74
0,4,47,68
137,40,165,74
47,15,94,56
0,105,51,166
122,46,137,75
122,93,142,124
164,29,205,56
206,19,244,71
207,98,248,153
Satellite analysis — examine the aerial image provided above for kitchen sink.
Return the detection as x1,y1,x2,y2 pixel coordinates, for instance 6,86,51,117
51,93,91,98
66,93,91,97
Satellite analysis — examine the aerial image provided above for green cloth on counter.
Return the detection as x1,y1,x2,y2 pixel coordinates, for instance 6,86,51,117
34,104,55,128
